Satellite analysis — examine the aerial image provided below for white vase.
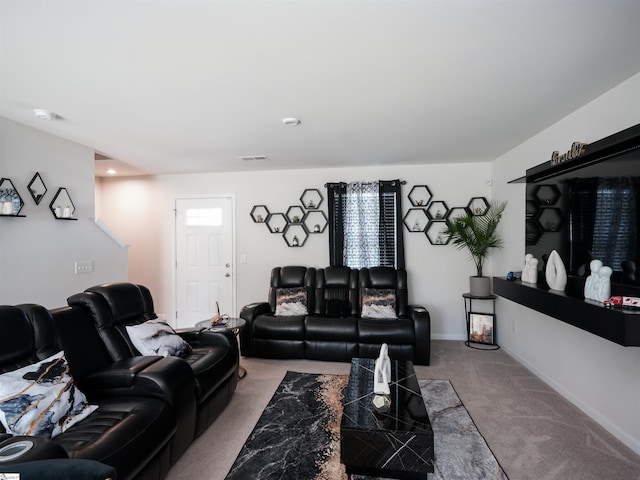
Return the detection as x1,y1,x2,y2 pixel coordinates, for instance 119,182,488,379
545,250,567,291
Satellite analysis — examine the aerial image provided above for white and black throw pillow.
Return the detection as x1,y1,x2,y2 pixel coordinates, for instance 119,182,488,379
0,351,98,438
361,288,397,319
275,287,308,316
126,319,192,357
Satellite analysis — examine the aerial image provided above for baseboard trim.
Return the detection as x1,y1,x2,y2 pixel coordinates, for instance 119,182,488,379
432,333,466,341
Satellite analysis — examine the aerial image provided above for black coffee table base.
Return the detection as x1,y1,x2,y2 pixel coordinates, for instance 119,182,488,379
340,358,434,479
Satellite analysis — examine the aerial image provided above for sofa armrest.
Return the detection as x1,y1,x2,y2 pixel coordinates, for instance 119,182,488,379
408,304,431,366
78,355,195,408
0,458,116,480
0,436,68,465
239,302,272,356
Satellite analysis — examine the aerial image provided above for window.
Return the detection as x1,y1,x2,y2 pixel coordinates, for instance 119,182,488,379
185,208,222,226
327,180,405,268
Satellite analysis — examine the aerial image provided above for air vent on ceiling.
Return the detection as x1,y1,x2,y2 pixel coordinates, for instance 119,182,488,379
238,155,270,162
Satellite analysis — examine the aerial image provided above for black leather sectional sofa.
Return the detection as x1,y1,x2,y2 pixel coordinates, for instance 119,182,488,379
240,266,431,365
0,283,239,480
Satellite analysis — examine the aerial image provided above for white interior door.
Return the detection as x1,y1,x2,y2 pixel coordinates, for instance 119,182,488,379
175,197,234,329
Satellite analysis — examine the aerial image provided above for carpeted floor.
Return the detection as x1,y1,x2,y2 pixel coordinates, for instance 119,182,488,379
167,340,640,480
225,371,508,480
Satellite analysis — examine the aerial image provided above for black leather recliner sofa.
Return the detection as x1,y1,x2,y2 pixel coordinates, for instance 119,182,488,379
0,304,177,480
66,283,239,440
0,283,239,480
240,266,431,365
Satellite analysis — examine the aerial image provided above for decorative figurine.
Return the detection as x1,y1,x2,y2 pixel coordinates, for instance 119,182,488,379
596,266,612,303
372,343,391,413
522,253,539,284
545,250,567,291
584,259,603,301
292,235,299,246
604,296,640,308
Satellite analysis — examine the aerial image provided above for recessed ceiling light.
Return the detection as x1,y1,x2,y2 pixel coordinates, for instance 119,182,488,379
33,109,58,121
282,117,301,126
106,169,117,175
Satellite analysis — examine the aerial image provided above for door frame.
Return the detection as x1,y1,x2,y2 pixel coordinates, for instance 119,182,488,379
173,194,237,325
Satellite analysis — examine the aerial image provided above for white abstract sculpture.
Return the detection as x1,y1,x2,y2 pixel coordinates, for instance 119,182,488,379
522,254,539,284
545,250,567,291
374,343,391,395
372,343,392,413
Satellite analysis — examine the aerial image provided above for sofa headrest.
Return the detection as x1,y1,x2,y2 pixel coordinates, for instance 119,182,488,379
272,266,312,287
0,304,59,373
317,266,356,288
85,283,156,325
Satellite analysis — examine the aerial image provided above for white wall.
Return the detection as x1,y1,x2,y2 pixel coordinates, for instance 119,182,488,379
0,118,128,308
98,162,493,339
491,72,640,455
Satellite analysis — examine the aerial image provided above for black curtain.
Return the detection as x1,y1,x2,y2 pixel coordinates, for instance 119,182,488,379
327,182,347,267
326,180,405,269
379,180,405,269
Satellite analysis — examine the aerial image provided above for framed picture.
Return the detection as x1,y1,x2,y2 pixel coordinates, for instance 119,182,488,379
468,312,495,345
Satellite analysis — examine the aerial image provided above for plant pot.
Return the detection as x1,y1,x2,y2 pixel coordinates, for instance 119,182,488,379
469,276,492,297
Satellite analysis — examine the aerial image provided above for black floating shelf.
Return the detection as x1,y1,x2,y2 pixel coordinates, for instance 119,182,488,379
493,277,640,347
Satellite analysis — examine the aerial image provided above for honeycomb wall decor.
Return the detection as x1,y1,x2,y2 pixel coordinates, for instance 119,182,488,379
251,188,326,247
402,185,491,246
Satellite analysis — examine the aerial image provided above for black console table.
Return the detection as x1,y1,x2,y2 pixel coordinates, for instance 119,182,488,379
493,277,640,347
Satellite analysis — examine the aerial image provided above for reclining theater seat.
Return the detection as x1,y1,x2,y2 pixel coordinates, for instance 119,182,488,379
0,304,176,480
358,267,431,365
306,266,360,361
66,283,239,439
240,266,316,359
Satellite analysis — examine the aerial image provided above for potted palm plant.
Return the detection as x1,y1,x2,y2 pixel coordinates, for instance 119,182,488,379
443,201,507,296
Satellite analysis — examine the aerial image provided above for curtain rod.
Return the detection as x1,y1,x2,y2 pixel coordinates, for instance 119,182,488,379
324,180,406,187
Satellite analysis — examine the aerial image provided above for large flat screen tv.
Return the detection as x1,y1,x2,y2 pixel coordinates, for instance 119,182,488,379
525,123,640,296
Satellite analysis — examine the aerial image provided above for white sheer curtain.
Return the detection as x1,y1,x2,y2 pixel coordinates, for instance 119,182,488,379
343,181,380,268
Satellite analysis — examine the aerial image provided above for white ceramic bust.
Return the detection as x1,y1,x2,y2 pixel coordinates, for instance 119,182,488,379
596,266,613,303
522,254,538,284
584,259,603,301
545,250,567,291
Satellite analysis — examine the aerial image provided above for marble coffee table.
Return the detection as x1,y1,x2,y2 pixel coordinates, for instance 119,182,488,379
340,357,434,479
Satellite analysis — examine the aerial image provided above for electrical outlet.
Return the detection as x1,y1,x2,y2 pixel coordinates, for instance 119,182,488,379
75,260,94,274
512,319,517,333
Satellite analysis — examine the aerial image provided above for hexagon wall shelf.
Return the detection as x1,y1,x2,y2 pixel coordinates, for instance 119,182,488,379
403,208,429,232
467,197,489,216
407,185,432,207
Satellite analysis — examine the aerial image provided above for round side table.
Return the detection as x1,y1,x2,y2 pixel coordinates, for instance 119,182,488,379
195,317,247,378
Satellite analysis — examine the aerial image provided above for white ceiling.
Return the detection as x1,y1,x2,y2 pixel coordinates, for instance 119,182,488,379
1,1,639,177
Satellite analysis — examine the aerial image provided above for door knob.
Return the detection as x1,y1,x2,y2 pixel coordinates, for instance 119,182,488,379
226,263,231,268
225,273,231,277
